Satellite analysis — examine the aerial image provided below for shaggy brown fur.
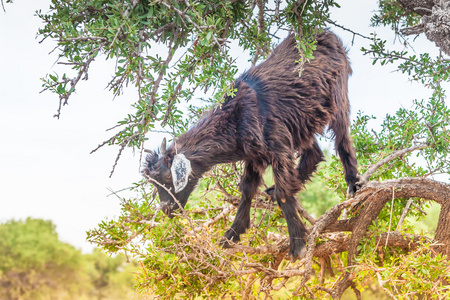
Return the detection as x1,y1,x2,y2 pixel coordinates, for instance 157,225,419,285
144,30,359,261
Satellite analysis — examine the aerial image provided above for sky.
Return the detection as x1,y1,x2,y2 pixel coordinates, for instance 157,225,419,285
0,0,446,252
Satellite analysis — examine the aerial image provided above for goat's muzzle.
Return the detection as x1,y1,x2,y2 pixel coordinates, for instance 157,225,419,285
160,203,175,218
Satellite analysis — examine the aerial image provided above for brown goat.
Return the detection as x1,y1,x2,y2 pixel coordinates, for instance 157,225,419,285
144,30,359,261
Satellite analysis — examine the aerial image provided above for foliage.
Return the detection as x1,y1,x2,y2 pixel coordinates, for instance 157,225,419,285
35,0,339,173
370,0,420,33
0,218,141,299
300,177,340,217
354,244,450,299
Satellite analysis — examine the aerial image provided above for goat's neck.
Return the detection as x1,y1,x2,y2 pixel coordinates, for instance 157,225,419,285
174,128,241,176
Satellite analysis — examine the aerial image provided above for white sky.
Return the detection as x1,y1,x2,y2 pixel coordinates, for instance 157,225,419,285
0,0,446,252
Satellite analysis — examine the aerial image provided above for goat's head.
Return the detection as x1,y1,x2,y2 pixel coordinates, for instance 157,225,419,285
143,138,196,217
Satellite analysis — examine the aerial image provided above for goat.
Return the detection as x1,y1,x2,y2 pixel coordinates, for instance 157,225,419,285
143,30,359,261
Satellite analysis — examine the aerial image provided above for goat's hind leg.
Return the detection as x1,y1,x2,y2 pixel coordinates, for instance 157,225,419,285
296,139,325,184
330,120,360,197
221,162,262,248
277,195,308,261
271,158,309,261
285,140,324,260
264,140,324,198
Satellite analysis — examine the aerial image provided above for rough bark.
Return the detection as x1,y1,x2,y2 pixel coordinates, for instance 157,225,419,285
423,6,450,56
436,201,450,256
397,0,434,16
332,177,450,298
398,0,450,55
346,177,450,263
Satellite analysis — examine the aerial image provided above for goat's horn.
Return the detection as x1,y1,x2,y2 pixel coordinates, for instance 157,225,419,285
160,137,167,155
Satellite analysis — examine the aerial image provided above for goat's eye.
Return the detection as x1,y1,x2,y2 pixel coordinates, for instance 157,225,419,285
167,174,172,179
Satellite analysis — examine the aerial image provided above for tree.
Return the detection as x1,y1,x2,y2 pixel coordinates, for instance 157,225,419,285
85,249,142,300
5,0,450,298
0,218,143,299
0,218,85,299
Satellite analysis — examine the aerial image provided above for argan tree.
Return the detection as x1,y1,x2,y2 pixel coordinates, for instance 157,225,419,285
6,0,450,298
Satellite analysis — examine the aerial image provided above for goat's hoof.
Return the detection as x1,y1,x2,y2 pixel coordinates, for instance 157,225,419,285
263,186,276,200
347,178,364,198
288,238,307,262
346,184,358,198
220,230,240,248
220,237,239,249
347,174,367,199
219,238,233,248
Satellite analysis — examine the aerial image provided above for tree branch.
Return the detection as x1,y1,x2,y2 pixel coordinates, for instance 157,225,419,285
359,144,429,184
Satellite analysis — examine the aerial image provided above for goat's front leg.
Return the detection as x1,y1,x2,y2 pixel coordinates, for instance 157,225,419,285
221,162,262,248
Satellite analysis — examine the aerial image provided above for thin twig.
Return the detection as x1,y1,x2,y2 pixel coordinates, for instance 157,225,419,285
385,187,395,248
360,144,429,183
326,19,372,42
396,198,414,231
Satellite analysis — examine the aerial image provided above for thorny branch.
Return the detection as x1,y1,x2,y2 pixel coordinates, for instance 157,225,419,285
359,143,429,184
90,143,450,298
326,19,372,44
42,44,104,119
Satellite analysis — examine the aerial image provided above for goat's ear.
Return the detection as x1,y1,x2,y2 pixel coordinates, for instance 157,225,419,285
160,137,167,156
171,153,191,193
143,150,159,176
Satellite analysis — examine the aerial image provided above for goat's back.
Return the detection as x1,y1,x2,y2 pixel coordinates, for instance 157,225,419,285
232,30,351,155
174,31,352,166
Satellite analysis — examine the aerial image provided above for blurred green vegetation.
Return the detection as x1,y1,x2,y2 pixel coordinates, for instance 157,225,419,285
408,202,441,236
261,153,342,219
0,218,145,300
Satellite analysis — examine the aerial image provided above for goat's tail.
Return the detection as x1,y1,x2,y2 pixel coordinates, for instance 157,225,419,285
330,67,359,190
